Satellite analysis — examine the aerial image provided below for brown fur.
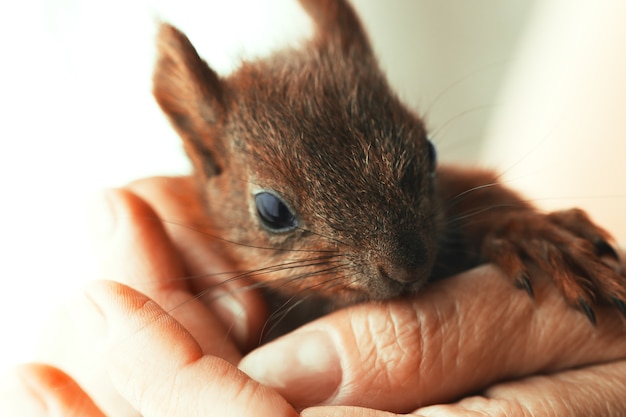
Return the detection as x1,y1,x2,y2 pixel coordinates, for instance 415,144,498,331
153,0,625,321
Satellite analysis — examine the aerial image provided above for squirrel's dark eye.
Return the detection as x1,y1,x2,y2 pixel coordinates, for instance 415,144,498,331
427,139,437,177
255,191,298,232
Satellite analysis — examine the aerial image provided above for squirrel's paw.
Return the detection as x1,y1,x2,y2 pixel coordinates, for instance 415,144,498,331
482,208,625,324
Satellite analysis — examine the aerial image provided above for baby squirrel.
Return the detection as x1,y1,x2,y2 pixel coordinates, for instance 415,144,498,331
152,0,626,324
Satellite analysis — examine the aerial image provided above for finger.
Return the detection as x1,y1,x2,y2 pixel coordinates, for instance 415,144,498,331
301,406,410,417
125,176,270,350
0,363,105,417
240,264,626,411
416,360,626,416
87,187,242,362
83,279,298,417
301,361,626,417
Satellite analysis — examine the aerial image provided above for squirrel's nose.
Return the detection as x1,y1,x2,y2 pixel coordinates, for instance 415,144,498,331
377,263,419,285
376,233,429,285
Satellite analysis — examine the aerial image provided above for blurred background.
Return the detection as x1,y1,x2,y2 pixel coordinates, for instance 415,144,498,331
1,0,624,374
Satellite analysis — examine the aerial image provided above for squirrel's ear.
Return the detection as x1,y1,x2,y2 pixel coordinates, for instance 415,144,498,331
299,0,373,58
153,24,224,176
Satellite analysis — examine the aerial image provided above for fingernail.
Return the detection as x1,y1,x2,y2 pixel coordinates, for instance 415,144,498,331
0,368,48,417
86,189,118,240
212,290,248,346
239,330,341,408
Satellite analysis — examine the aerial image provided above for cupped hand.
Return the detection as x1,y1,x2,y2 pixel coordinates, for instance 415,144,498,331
19,177,271,415
241,263,626,415
4,273,624,417
110,178,626,416
2,175,626,417
1,280,298,417
1,176,298,416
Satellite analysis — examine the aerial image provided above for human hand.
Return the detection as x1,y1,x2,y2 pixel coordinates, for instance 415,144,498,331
241,262,626,415
8,176,272,416
0,279,298,417
4,270,625,417
97,180,626,417
0,176,301,416
2,176,626,417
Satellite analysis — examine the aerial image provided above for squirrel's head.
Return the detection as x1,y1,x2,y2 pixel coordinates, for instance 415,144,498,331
153,0,441,302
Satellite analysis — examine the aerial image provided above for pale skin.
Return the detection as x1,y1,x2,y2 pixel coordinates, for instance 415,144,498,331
1,176,625,417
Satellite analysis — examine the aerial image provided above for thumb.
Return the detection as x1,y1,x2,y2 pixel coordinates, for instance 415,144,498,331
239,265,626,412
